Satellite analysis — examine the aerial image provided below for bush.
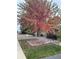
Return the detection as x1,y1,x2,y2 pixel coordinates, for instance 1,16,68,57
46,33,57,40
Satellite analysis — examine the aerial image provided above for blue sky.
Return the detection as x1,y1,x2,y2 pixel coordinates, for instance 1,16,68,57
53,0,61,7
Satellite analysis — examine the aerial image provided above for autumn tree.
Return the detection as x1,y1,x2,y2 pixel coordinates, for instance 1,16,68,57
17,0,54,36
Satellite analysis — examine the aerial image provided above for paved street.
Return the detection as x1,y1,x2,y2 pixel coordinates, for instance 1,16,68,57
41,54,61,59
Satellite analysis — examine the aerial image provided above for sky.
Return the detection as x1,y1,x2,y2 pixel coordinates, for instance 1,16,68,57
17,0,61,32
17,0,61,7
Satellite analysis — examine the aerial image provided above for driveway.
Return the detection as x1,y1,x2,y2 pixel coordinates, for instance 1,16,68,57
41,54,61,59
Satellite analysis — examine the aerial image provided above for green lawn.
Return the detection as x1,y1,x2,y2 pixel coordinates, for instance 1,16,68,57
19,40,61,59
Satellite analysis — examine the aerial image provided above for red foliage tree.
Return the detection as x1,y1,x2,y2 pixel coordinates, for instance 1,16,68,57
18,0,54,35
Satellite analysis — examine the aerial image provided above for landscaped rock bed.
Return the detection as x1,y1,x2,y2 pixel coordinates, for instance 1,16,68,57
27,38,60,47
27,38,54,46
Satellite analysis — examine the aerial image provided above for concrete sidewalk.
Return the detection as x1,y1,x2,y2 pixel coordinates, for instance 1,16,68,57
17,41,26,59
